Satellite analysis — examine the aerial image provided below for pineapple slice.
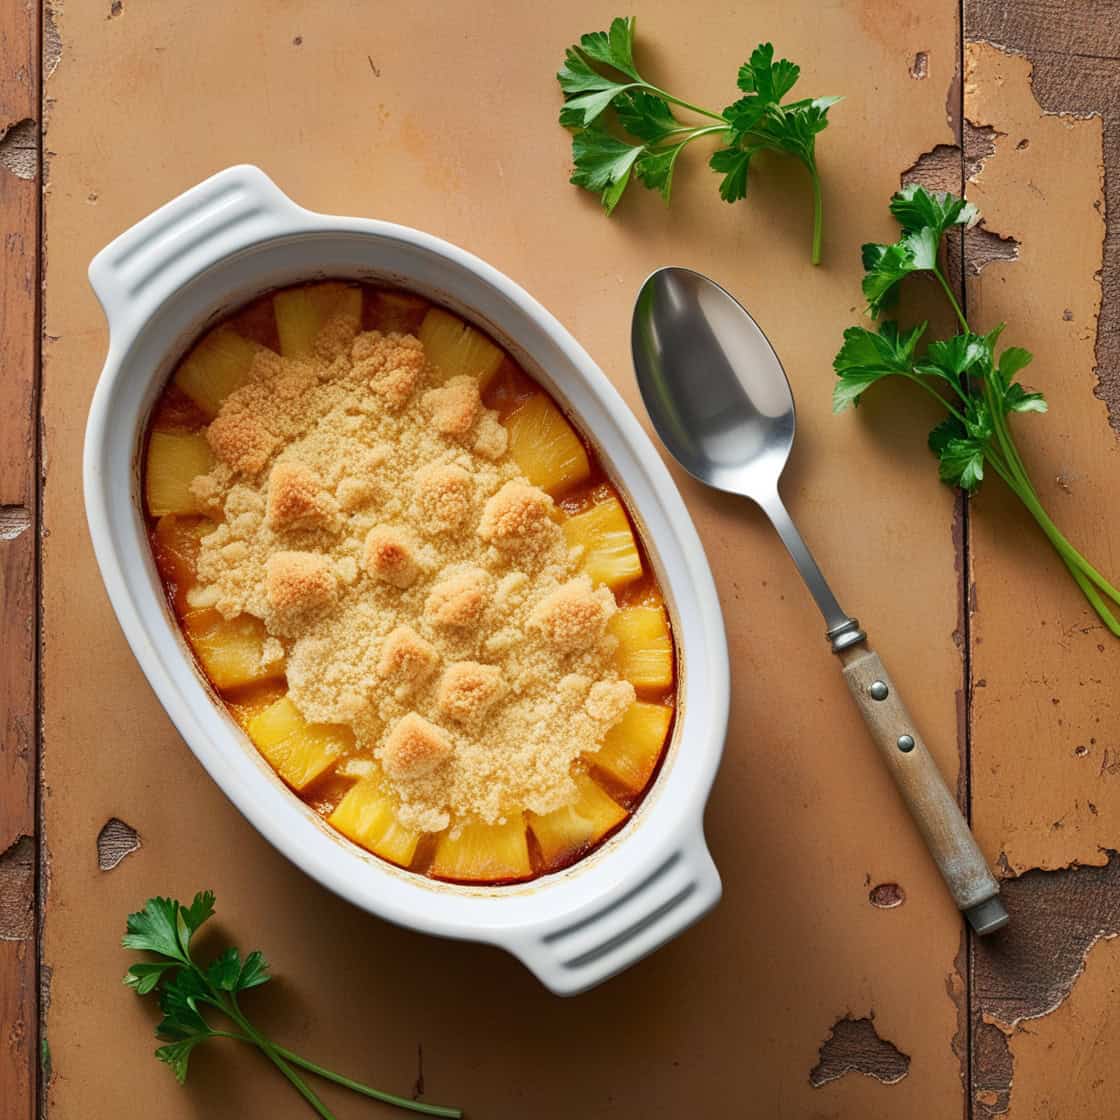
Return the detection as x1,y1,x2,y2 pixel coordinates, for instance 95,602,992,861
152,514,215,613
528,772,627,870
368,289,430,334
247,696,350,791
182,608,285,691
417,307,504,389
504,393,590,496
329,777,421,868
590,701,673,794
610,605,674,690
145,431,213,516
226,680,288,731
430,816,532,882
274,282,362,358
172,327,258,417
563,494,642,589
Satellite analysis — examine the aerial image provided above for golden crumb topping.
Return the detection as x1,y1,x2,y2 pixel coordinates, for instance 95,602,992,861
363,525,421,589
413,463,474,534
189,312,632,831
376,625,439,690
267,460,338,532
381,712,453,781
478,480,557,554
424,566,491,630
530,577,615,650
266,550,337,629
436,661,507,724
422,375,481,438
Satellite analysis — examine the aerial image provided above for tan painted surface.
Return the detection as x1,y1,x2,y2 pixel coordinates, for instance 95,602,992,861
965,41,1119,875
29,1,1120,1118
1003,936,1120,1120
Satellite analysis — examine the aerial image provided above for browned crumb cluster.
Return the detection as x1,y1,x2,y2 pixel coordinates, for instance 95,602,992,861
188,307,633,832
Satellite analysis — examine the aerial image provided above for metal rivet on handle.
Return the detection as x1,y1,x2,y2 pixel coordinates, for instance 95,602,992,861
869,681,889,701
897,734,916,753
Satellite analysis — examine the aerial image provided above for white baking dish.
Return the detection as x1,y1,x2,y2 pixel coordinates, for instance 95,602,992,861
84,165,728,995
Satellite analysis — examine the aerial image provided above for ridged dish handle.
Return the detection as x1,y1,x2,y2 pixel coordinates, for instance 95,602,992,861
506,827,722,996
88,165,305,344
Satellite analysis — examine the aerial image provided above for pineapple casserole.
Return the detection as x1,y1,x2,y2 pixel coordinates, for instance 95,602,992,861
144,282,676,883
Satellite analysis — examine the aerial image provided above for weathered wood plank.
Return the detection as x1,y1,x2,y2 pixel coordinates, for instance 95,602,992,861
0,0,40,1116
40,3,966,1117
961,3,1120,1116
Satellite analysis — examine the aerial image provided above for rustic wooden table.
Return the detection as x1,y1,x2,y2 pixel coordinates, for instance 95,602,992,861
3,1,1118,1117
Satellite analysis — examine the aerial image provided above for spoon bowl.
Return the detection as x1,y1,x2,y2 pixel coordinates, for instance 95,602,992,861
632,267,795,501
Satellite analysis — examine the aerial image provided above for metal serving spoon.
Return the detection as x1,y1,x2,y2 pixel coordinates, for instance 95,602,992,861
632,266,1008,935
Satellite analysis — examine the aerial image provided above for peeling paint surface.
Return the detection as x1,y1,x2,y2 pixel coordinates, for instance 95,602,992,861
0,118,37,180
965,39,1117,876
810,1016,911,1087
95,819,140,871
964,30,1120,1120
0,837,34,941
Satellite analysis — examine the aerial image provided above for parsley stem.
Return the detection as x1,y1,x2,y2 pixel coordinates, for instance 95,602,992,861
212,986,337,1120
903,372,969,426
642,83,726,123
808,159,823,266
270,1046,463,1119
933,267,969,334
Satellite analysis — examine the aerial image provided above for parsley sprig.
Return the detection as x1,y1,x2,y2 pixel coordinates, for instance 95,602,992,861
834,185,1120,636
123,891,461,1119
558,18,839,263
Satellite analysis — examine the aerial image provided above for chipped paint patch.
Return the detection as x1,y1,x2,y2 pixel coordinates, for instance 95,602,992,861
869,882,905,908
96,818,140,870
966,225,1020,274
909,51,929,80
0,505,32,540
0,836,35,941
809,1016,910,1087
0,119,37,180
972,853,1120,1117
44,4,62,79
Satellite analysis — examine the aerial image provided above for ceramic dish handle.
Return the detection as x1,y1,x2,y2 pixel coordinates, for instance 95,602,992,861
88,165,305,345
507,827,721,996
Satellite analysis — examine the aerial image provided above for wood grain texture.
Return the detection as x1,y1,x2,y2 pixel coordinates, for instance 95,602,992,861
39,3,964,1118
0,0,39,1115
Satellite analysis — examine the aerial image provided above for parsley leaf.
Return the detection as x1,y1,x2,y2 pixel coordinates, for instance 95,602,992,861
709,146,753,202
1004,382,1048,413
890,184,978,238
575,15,639,78
832,321,927,411
737,42,800,102
614,90,680,142
860,241,919,317
570,125,644,214
557,20,837,260
834,187,1120,637
916,332,989,380
123,891,461,1118
156,1038,208,1086
937,436,987,490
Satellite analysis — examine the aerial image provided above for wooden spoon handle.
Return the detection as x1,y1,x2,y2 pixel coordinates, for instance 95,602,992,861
838,644,1008,933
